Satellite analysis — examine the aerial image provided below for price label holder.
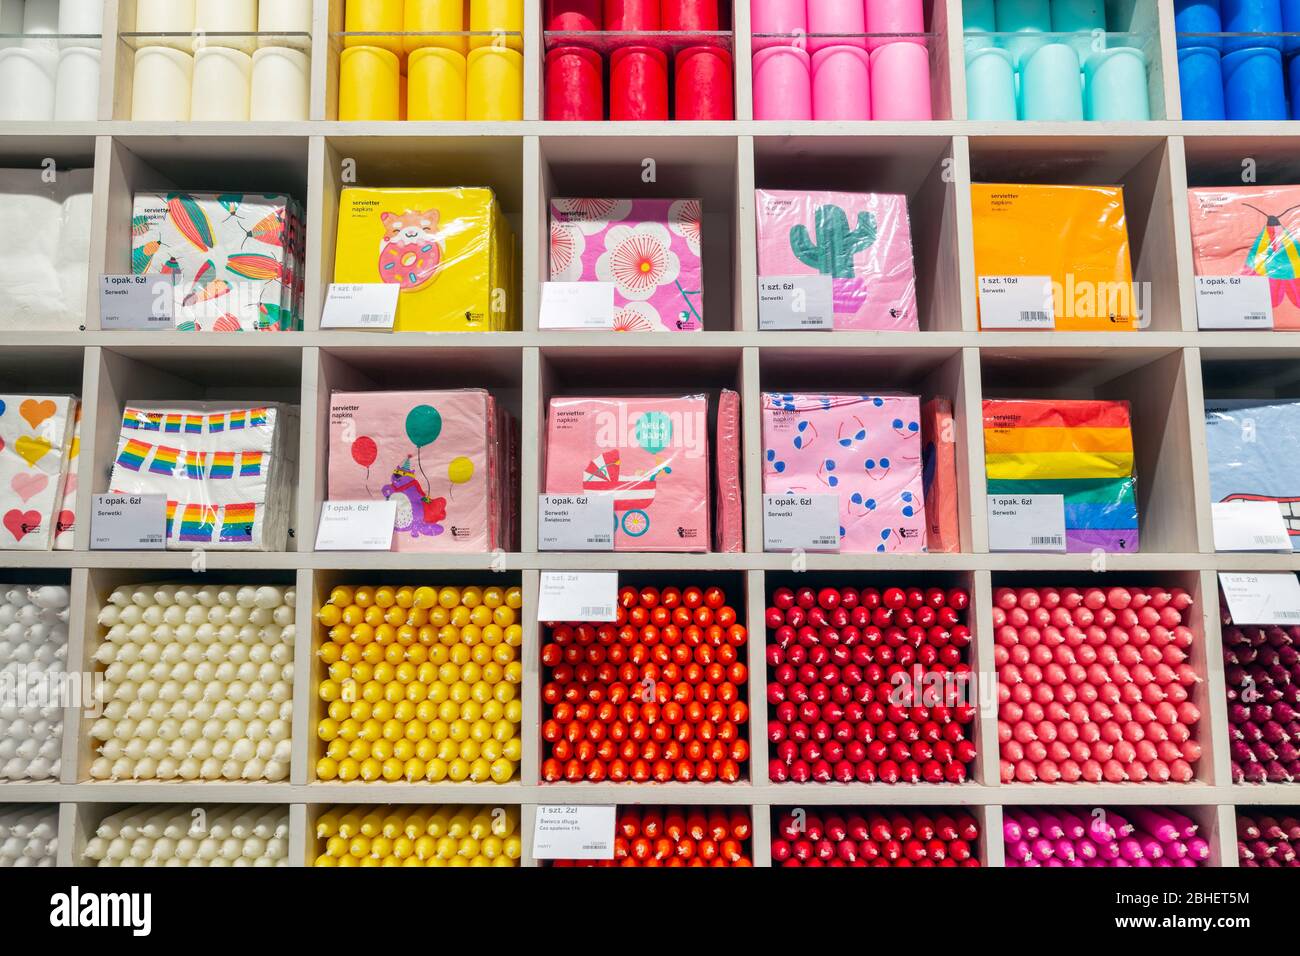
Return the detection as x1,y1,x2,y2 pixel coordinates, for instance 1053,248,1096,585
987,494,1067,552
763,494,841,552
538,571,618,622
1219,572,1300,626
99,275,175,330
1211,500,1292,552
314,501,397,550
1195,276,1274,330
320,283,400,330
539,282,615,330
91,494,167,550
757,276,834,331
978,275,1055,329
538,495,614,551
532,805,617,860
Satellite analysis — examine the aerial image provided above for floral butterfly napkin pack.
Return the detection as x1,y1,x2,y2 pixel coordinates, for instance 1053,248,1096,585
0,395,78,550
131,192,305,332
108,402,298,550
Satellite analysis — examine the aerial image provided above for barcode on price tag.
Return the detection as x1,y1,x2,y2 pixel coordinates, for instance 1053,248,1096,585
978,275,1055,329
1212,501,1291,552
1219,572,1300,625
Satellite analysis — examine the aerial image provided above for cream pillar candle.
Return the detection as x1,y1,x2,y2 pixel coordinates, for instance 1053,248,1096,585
137,0,196,50
250,46,309,120
196,0,257,52
0,48,55,119
258,0,314,34
191,46,252,120
54,45,100,119
57,0,104,47
131,46,194,120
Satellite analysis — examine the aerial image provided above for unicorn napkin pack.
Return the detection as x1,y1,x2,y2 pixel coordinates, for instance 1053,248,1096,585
108,402,298,551
0,394,79,551
549,198,704,332
544,396,711,552
131,192,306,331
1188,186,1300,330
334,187,517,332
761,393,928,553
327,390,516,553
754,190,919,332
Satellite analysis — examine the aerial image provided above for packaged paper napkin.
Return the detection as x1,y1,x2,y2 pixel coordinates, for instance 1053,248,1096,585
327,389,515,553
983,398,1139,553
549,198,703,332
1187,186,1300,330
544,395,710,551
715,388,743,553
1204,398,1300,549
0,168,93,331
761,393,928,554
0,394,78,550
754,189,918,331
335,187,517,332
108,402,298,550
921,397,961,553
131,192,306,332
971,183,1140,331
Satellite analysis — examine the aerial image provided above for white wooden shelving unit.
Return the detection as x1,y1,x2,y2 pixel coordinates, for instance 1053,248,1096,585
2,0,1299,868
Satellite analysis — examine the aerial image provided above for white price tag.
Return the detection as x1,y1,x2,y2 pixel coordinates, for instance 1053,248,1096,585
758,275,834,331
91,494,167,550
537,571,618,622
539,282,615,330
532,805,617,860
978,275,1055,329
538,495,614,551
320,283,400,330
1219,572,1300,626
1195,276,1273,330
986,494,1066,552
763,494,841,552
99,275,175,330
314,501,397,550
1212,500,1292,552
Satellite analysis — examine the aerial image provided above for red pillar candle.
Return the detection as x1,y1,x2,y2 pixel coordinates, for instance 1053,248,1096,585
675,45,733,119
610,45,669,119
605,0,661,31
663,0,719,31
547,0,602,30
546,45,604,119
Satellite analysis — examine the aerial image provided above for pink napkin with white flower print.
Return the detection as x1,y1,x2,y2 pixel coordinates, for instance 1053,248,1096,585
549,198,704,332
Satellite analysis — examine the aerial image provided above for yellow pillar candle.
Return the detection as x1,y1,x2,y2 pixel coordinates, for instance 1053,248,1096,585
399,70,408,119
339,45,401,120
408,47,466,119
469,0,523,51
345,0,404,55
466,46,521,119
405,0,467,54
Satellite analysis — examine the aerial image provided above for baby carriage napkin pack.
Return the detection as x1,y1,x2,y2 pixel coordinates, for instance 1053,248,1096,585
544,395,710,552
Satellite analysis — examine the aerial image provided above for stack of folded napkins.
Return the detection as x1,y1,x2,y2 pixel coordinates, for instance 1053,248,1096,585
0,394,79,550
0,168,93,330
108,402,298,550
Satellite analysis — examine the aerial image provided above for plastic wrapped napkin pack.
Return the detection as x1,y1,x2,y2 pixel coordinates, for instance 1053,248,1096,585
0,394,78,551
0,167,92,330
108,402,298,551
1204,398,1300,550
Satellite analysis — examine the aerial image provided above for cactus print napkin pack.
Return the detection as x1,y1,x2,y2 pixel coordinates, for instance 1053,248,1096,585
549,198,704,332
755,190,918,332
761,393,928,553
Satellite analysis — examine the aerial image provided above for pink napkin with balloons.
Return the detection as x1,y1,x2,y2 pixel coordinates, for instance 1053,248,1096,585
0,394,77,551
328,390,511,553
